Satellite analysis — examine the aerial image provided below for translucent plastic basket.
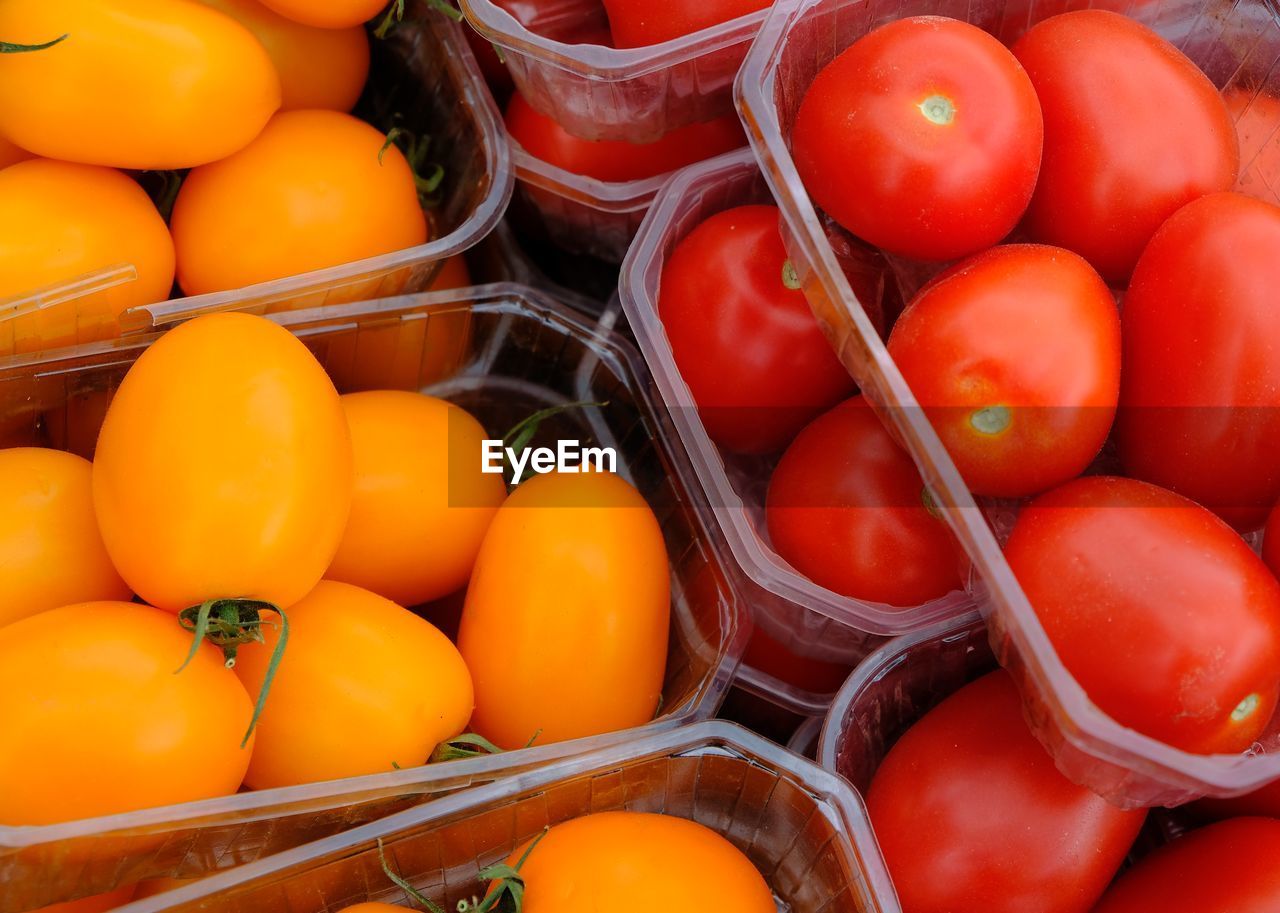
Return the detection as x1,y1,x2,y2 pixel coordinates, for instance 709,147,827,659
112,721,898,913
619,148,977,671
0,283,746,911
738,0,1280,805
459,0,769,143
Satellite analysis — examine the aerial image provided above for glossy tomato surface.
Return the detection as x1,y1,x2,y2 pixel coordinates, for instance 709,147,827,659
658,204,854,454
766,397,963,606
1013,10,1238,282
793,16,1042,262
258,0,385,29
601,0,770,47
1005,476,1280,754
1118,192,1280,531
887,244,1120,498
867,671,1146,913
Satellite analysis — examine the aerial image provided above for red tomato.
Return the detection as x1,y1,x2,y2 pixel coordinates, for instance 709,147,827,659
793,17,1042,262
1092,818,1280,913
505,92,744,182
658,204,855,454
1194,779,1280,821
867,671,1146,913
766,397,963,606
1266,502,1280,579
742,625,853,695
1005,476,1280,754
1118,192,1280,531
886,245,1120,498
1012,10,1238,282
601,0,769,47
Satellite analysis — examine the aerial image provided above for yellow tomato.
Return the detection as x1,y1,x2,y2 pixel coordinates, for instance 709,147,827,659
458,470,671,749
328,392,506,606
0,0,281,169
171,110,428,296
0,134,30,170
0,159,175,351
198,0,370,111
93,313,353,612
258,0,388,30
28,885,138,913
0,601,253,826
234,580,473,789
0,448,131,628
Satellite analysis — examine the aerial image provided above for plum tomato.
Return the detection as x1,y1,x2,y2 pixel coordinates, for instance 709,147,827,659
505,92,744,182
326,392,507,607
93,313,353,612
0,601,253,825
601,0,771,47
867,671,1146,913
0,448,131,629
171,110,428,296
1092,818,1280,913
257,0,386,29
765,396,963,606
1013,10,1238,282
792,16,1043,262
0,0,281,170
657,204,854,454
1005,476,1280,754
1118,192,1280,531
458,470,670,750
234,581,473,789
886,244,1120,498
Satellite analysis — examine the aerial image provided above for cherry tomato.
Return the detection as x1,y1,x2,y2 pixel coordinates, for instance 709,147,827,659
0,448,130,629
505,92,744,182
1012,10,1238,282
658,204,855,453
0,601,253,826
198,0,370,111
0,159,175,350
766,397,963,606
742,625,854,695
1118,192,1280,531
793,17,1042,262
1092,818,1280,913
887,245,1119,498
0,0,281,169
1005,476,1280,754
171,110,428,296
1265,502,1280,579
0,134,30,170
29,886,138,913
93,313,353,612
458,470,670,750
867,671,1146,913
327,392,506,607
601,0,770,47
234,580,473,789
257,0,385,29
497,812,775,912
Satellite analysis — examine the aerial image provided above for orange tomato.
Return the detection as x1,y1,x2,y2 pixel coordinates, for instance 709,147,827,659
458,470,670,749
171,110,428,296
257,0,387,29
198,0,370,111
0,160,175,350
334,907,401,913
0,134,30,170
328,392,506,606
234,580,473,789
93,313,353,612
28,885,138,913
0,601,253,826
428,254,472,291
133,877,196,899
0,0,280,169
0,448,131,628
498,812,775,912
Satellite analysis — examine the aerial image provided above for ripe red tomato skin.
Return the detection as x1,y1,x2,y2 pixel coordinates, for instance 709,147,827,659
504,93,743,183
1012,10,1238,282
1092,818,1280,913
601,0,769,47
1005,475,1280,755
1118,192,1280,532
793,16,1043,262
659,205,855,454
867,671,1146,913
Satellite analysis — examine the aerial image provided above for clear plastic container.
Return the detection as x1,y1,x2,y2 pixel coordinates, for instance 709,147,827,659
0,9,513,358
619,148,977,672
738,0,1280,806
789,715,825,760
0,283,747,912
111,721,898,913
459,0,769,143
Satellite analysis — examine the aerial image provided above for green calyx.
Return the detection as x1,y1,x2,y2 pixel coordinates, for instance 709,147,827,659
918,94,956,126
1,34,68,54
378,827,549,913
